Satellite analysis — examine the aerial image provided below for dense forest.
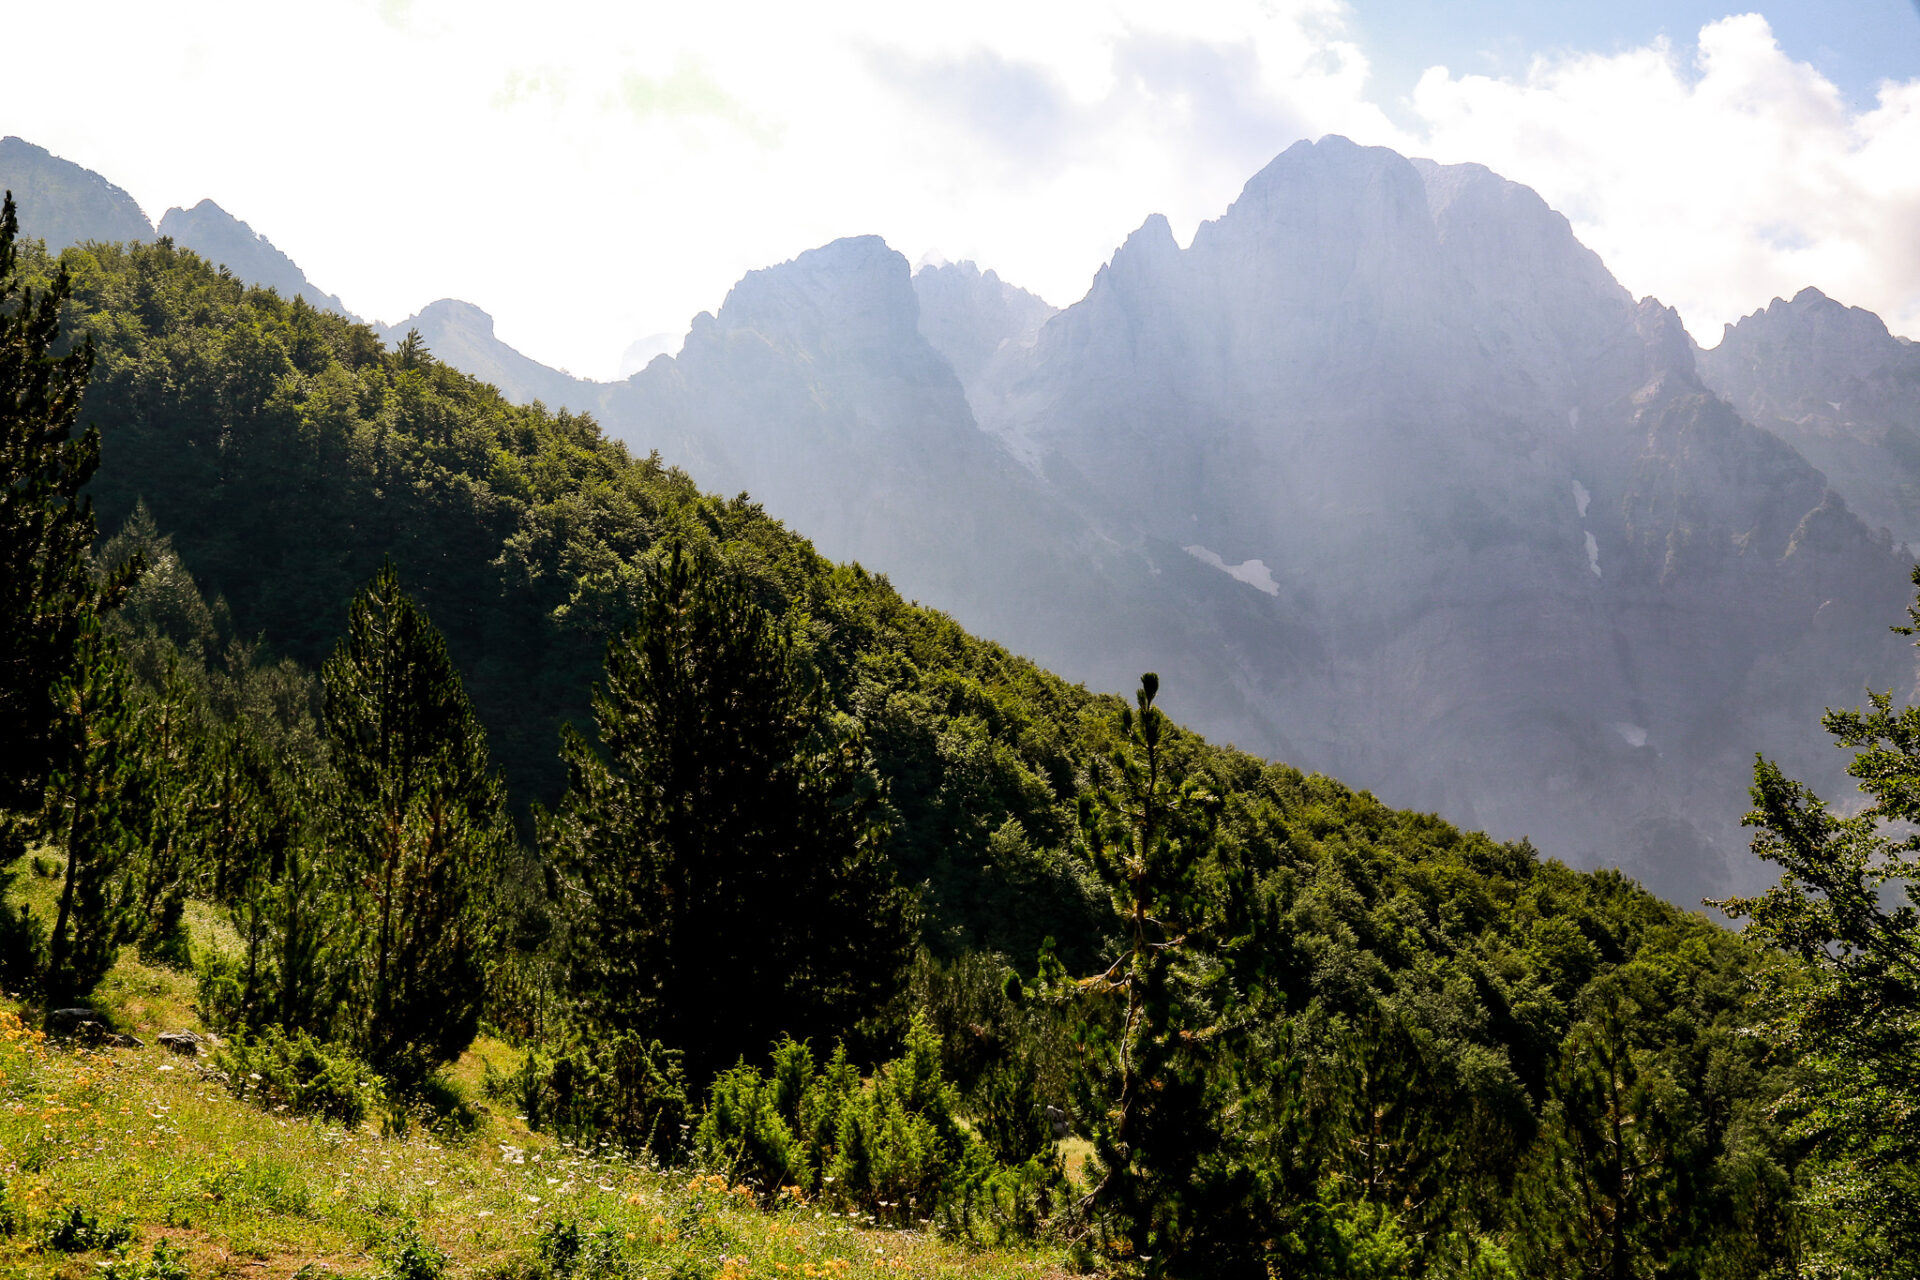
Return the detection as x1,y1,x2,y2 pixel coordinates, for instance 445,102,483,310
4,200,1919,1277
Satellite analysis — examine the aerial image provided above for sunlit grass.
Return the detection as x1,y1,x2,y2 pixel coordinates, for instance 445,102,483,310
0,938,1075,1279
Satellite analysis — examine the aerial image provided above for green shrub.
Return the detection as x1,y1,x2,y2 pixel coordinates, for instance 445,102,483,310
695,1057,811,1195
40,1203,133,1252
136,892,192,969
536,1217,633,1278
215,1026,383,1127
486,1032,688,1159
193,947,247,1029
382,1069,480,1141
381,1221,449,1280
100,1240,191,1280
692,1015,1067,1238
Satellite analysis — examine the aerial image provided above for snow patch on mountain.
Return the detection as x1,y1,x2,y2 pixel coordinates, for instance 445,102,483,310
1184,546,1280,596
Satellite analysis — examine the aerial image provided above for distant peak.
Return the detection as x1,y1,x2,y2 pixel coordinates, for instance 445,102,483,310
417,298,496,336
1118,213,1177,259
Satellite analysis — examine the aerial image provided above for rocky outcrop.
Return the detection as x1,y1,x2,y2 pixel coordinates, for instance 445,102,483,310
1697,287,1920,548
595,236,1231,702
911,261,1055,420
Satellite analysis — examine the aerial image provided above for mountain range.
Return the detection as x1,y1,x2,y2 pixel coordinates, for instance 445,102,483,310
7,132,1915,905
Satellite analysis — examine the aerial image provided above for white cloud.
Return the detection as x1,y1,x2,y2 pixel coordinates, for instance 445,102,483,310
1,4,1914,377
1399,14,1920,342
0,0,1394,377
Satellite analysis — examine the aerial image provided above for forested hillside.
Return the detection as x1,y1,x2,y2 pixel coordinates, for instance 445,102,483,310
2,209,1916,1276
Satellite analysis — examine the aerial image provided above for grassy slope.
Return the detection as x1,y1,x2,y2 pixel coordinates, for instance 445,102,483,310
0,880,1067,1280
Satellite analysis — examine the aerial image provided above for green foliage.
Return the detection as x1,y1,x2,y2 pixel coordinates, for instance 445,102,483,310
536,1217,633,1279
0,193,137,814
39,1202,134,1252
490,1032,691,1160
323,559,514,1075
40,619,143,1003
696,1057,813,1194
214,1024,385,1128
1063,674,1268,1278
380,1220,450,1280
1718,565,1920,1273
546,547,914,1082
691,1016,1064,1242
99,1240,192,1280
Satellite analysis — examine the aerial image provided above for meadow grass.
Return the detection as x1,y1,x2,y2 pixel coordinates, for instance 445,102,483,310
0,930,1074,1279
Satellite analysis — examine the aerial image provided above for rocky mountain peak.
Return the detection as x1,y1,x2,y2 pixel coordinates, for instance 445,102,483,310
0,136,152,250
912,259,1055,404
713,235,921,361
158,198,351,316
1697,284,1920,547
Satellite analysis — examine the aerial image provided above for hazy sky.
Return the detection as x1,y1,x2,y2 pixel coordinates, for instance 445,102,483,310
4,0,1917,378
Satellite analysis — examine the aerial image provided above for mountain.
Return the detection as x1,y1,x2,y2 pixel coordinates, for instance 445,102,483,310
376,299,596,408
0,136,151,249
963,139,1912,900
593,235,1257,716
1697,286,1920,549
158,199,352,316
581,139,1913,904
911,260,1055,413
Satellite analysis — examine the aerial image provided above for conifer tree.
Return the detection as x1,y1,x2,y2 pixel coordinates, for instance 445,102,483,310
0,192,138,813
1514,1000,1700,1279
545,546,913,1084
323,560,511,1075
40,618,143,1003
1066,675,1270,1279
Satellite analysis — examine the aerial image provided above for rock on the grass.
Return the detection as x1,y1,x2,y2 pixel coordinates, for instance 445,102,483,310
158,1029,210,1056
45,1007,105,1039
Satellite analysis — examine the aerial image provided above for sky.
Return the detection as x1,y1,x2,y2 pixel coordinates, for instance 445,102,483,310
3,0,1917,379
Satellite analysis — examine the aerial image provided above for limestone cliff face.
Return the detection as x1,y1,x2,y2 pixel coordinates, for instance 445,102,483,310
954,138,1911,901
595,237,1243,701
0,136,151,250
910,261,1055,421
1697,288,1920,548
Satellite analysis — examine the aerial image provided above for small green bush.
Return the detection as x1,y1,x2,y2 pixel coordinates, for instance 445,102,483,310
381,1221,449,1280
40,1203,134,1252
100,1240,191,1280
192,947,246,1029
485,1032,688,1159
695,1015,1068,1238
696,1057,811,1194
536,1217,633,1278
215,1026,383,1128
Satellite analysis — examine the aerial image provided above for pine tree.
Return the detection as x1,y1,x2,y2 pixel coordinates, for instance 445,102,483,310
544,546,914,1084
1065,675,1271,1279
323,560,511,1075
0,192,138,813
1514,1000,1701,1279
40,618,143,1003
